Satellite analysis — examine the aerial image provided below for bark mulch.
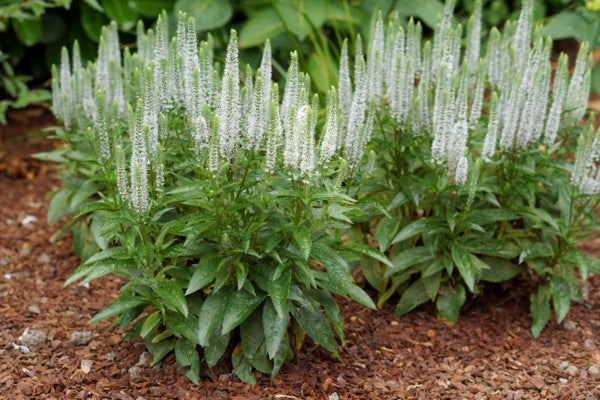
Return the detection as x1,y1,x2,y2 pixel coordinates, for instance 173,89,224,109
0,111,599,400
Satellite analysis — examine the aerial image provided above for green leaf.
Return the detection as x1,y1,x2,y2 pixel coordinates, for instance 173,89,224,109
146,337,175,366
592,62,600,95
422,272,442,301
464,209,519,225
515,206,559,231
232,345,256,384
530,284,550,338
312,243,376,309
386,191,408,212
12,19,42,46
395,278,430,316
263,301,288,359
164,312,197,344
250,342,273,374
175,0,232,32
542,12,594,43
306,51,336,93
465,239,521,259
13,88,51,109
101,0,137,29
479,257,521,282
550,276,570,324
221,289,265,334
385,247,433,277
65,248,130,286
451,245,476,292
584,254,600,275
90,213,112,250
422,256,451,277
156,280,188,317
291,305,339,359
374,216,401,252
83,0,104,12
80,2,108,41
205,327,230,368
66,259,129,286
90,297,146,323
150,329,173,344
69,180,98,211
47,188,71,223
174,338,199,384
269,265,290,318
392,219,447,245
81,246,127,265
140,311,162,338
308,289,344,344
186,255,220,295
435,284,466,324
128,0,173,17
327,203,353,224
394,0,444,28
32,148,68,163
292,226,311,261
343,241,393,268
197,286,231,346
240,310,264,359
572,250,589,280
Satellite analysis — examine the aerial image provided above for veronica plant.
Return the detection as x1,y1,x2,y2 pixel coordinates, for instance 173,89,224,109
44,13,379,383
349,0,600,334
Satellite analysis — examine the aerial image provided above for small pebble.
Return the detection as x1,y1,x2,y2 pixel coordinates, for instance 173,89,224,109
558,361,570,372
218,373,230,382
562,320,577,331
329,393,340,400
559,378,569,384
70,331,93,346
18,328,46,347
21,215,37,225
137,351,151,367
589,366,600,375
583,339,595,349
27,305,40,314
129,366,143,383
105,352,115,361
37,253,51,264
19,247,32,256
11,343,31,353
80,359,93,374
565,365,579,376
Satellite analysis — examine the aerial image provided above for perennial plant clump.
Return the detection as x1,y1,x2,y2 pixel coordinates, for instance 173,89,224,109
43,12,381,382
39,0,600,384
349,0,600,334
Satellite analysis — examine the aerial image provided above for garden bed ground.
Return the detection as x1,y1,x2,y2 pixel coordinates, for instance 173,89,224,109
0,109,599,400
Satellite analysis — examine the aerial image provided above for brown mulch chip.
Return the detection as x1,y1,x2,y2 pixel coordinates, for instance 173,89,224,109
1,111,599,399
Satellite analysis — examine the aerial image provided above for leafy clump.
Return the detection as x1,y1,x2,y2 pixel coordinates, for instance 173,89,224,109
42,13,379,382
347,0,600,335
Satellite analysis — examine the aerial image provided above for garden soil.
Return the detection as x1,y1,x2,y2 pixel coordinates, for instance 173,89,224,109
0,109,599,400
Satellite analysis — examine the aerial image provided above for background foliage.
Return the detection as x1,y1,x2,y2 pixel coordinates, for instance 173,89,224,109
1,0,600,124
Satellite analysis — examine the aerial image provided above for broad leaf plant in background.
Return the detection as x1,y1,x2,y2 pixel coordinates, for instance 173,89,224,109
349,0,600,336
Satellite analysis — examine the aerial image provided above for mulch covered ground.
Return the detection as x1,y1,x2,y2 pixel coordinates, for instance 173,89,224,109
0,110,599,400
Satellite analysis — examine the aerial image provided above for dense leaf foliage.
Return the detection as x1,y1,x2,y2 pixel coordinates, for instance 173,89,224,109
347,0,600,335
37,12,378,382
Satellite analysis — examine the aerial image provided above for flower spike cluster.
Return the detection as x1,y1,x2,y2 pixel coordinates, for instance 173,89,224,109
345,0,592,184
53,13,366,214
